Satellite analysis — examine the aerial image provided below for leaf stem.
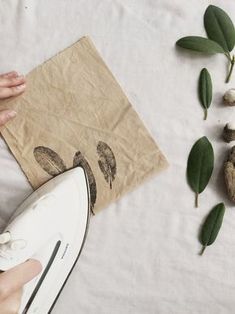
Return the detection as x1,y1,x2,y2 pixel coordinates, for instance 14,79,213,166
224,52,232,62
200,245,207,256
226,55,235,83
204,108,208,120
195,192,199,208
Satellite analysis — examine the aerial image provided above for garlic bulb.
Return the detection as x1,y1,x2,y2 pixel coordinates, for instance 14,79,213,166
223,89,235,106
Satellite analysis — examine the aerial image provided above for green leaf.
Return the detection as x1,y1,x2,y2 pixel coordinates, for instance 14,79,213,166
204,5,235,52
187,137,214,207
198,68,212,120
200,203,225,255
176,36,224,54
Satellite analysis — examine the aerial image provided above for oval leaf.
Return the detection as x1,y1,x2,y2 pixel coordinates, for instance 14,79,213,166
200,203,225,255
97,141,117,189
176,36,224,54
204,5,235,52
73,151,97,215
187,137,214,207
198,68,212,120
34,146,66,176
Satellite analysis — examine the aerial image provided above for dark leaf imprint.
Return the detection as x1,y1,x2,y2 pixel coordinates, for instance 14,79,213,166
73,151,97,215
34,146,66,176
97,141,116,189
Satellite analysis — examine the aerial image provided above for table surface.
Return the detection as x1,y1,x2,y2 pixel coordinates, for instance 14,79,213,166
1,1,235,313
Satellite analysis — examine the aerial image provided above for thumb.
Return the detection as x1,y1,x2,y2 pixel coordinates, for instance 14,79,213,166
0,259,42,303
0,110,17,127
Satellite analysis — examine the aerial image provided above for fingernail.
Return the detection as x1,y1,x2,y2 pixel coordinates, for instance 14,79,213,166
17,75,25,80
16,83,26,90
7,110,17,118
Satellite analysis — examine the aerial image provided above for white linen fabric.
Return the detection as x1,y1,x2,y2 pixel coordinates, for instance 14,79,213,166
1,0,235,313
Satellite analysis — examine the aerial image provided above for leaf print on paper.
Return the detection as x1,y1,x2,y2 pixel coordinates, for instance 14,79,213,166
73,151,97,215
97,141,117,189
34,146,67,176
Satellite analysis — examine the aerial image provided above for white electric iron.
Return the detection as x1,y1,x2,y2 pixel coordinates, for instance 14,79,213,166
0,167,90,313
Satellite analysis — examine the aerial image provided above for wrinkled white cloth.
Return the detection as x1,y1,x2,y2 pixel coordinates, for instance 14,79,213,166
1,0,235,313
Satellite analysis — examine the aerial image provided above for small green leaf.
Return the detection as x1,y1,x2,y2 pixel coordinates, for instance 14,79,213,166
187,137,214,207
204,5,235,52
176,36,224,54
200,203,225,255
198,68,212,120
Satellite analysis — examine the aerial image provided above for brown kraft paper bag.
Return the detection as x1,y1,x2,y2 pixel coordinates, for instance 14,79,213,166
0,36,168,214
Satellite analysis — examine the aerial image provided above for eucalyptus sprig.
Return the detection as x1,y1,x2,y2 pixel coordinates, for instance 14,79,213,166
176,5,235,83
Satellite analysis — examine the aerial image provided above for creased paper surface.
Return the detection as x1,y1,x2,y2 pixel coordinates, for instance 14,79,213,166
0,36,168,213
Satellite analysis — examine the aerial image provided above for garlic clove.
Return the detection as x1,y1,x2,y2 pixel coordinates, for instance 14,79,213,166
223,123,235,143
227,122,235,130
223,89,235,106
